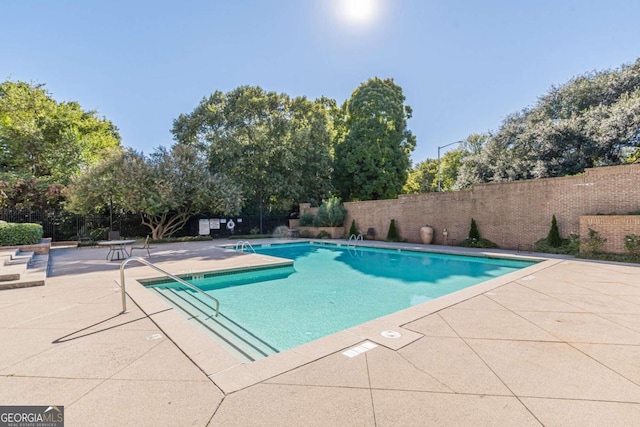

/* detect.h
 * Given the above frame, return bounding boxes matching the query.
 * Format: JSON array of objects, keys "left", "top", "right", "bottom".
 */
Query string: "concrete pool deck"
[{"left": 1, "top": 239, "right": 640, "bottom": 425}]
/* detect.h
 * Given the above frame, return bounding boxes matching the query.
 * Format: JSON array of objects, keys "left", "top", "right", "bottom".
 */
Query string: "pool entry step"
[{"left": 150, "top": 286, "right": 279, "bottom": 362}]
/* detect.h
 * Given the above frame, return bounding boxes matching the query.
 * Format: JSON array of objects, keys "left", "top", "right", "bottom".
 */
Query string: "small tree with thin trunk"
[{"left": 66, "top": 145, "right": 243, "bottom": 239}]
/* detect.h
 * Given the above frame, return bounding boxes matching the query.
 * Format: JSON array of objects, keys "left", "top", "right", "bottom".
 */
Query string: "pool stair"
[
  {"left": 151, "top": 285, "right": 280, "bottom": 362},
  {"left": 0, "top": 249, "right": 48, "bottom": 289}
]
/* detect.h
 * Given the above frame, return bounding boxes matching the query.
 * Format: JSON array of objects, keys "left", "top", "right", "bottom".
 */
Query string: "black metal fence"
[
  {"left": 0, "top": 208, "right": 148, "bottom": 241},
  {"left": 187, "top": 213, "right": 292, "bottom": 238},
  {"left": 0, "top": 208, "right": 292, "bottom": 241}
]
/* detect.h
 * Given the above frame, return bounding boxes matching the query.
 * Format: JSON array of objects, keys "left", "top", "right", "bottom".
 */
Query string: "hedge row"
[{"left": 0, "top": 222, "right": 44, "bottom": 246}]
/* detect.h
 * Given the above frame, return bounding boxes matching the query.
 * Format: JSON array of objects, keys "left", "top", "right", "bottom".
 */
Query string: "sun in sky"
[{"left": 338, "top": 0, "right": 380, "bottom": 26}]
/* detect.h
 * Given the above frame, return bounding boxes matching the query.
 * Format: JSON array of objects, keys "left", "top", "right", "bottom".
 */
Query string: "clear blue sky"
[{"left": 2, "top": 0, "right": 639, "bottom": 163}]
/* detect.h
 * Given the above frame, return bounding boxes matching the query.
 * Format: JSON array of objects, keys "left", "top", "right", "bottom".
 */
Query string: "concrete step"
[
  {"left": 4, "top": 251, "right": 35, "bottom": 266},
  {"left": 0, "top": 249, "right": 20, "bottom": 261},
  {"left": 0, "top": 263, "right": 26, "bottom": 281},
  {"left": 151, "top": 285, "right": 280, "bottom": 362},
  {"left": 0, "top": 276, "right": 45, "bottom": 290},
  {"left": 0, "top": 254, "right": 48, "bottom": 290},
  {"left": 0, "top": 250, "right": 30, "bottom": 280}
]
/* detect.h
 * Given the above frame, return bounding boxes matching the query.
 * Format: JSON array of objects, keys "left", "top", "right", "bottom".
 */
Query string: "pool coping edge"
[{"left": 124, "top": 247, "right": 561, "bottom": 394}]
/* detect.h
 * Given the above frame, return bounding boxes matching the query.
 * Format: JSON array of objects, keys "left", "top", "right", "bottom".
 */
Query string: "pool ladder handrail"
[
  {"left": 118, "top": 256, "right": 220, "bottom": 317},
  {"left": 234, "top": 240, "right": 256, "bottom": 253},
  {"left": 348, "top": 233, "right": 363, "bottom": 246}
]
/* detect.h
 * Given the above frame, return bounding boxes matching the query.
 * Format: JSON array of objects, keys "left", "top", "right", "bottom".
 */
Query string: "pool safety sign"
[
  {"left": 198, "top": 219, "right": 210, "bottom": 235},
  {"left": 1, "top": 406, "right": 64, "bottom": 427},
  {"left": 209, "top": 219, "right": 221, "bottom": 230}
]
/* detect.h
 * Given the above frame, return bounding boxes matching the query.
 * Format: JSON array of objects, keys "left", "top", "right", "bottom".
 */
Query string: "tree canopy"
[
  {"left": 404, "top": 159, "right": 437, "bottom": 194},
  {"left": 65, "top": 145, "right": 242, "bottom": 239},
  {"left": 456, "top": 59, "right": 640, "bottom": 188},
  {"left": 333, "top": 77, "right": 416, "bottom": 201},
  {"left": 171, "top": 86, "right": 334, "bottom": 225},
  {"left": 403, "top": 134, "right": 485, "bottom": 194},
  {"left": 0, "top": 80, "right": 121, "bottom": 185},
  {"left": 0, "top": 80, "right": 120, "bottom": 211}
]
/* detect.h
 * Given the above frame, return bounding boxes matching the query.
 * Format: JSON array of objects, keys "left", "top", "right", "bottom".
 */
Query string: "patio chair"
[
  {"left": 366, "top": 228, "right": 376, "bottom": 240},
  {"left": 130, "top": 235, "right": 152, "bottom": 258}
]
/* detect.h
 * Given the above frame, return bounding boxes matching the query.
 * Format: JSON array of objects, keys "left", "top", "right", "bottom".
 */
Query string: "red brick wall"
[
  {"left": 580, "top": 215, "right": 640, "bottom": 254},
  {"left": 2, "top": 238, "right": 51, "bottom": 254},
  {"left": 338, "top": 164, "right": 640, "bottom": 249}
]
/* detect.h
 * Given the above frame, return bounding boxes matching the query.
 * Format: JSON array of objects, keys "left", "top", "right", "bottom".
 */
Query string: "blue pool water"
[{"left": 163, "top": 243, "right": 535, "bottom": 353}]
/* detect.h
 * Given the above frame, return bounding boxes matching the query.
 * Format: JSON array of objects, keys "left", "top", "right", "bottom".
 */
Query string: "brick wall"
[
  {"left": 580, "top": 215, "right": 640, "bottom": 254},
  {"left": 335, "top": 164, "right": 640, "bottom": 249},
  {"left": 2, "top": 238, "right": 51, "bottom": 254}
]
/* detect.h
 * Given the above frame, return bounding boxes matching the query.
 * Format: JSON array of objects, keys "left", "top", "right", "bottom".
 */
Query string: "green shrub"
[
  {"left": 386, "top": 219, "right": 401, "bottom": 242},
  {"left": 581, "top": 228, "right": 606, "bottom": 255},
  {"left": 316, "top": 230, "right": 331, "bottom": 239},
  {"left": 459, "top": 237, "right": 498, "bottom": 248},
  {"left": 534, "top": 233, "right": 580, "bottom": 255},
  {"left": 89, "top": 227, "right": 109, "bottom": 242},
  {"left": 576, "top": 252, "right": 640, "bottom": 264},
  {"left": 624, "top": 234, "right": 640, "bottom": 257},
  {"left": 468, "top": 218, "right": 480, "bottom": 240},
  {"left": 547, "top": 215, "right": 562, "bottom": 247},
  {"left": 348, "top": 219, "right": 358, "bottom": 237},
  {"left": 566, "top": 233, "right": 581, "bottom": 254},
  {"left": 299, "top": 212, "right": 315, "bottom": 226},
  {"left": 315, "top": 197, "right": 347, "bottom": 227},
  {"left": 0, "top": 222, "right": 44, "bottom": 246},
  {"left": 459, "top": 218, "right": 497, "bottom": 247}
]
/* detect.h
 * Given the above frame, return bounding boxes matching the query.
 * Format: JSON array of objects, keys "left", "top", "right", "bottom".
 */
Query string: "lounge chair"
[{"left": 130, "top": 235, "right": 152, "bottom": 258}]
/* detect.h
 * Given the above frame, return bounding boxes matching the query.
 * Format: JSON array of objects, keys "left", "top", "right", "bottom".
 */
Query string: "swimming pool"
[{"left": 146, "top": 243, "right": 535, "bottom": 361}]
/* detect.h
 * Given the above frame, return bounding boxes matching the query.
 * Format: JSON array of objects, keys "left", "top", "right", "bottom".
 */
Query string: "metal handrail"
[
  {"left": 118, "top": 256, "right": 220, "bottom": 317},
  {"left": 348, "top": 233, "right": 363, "bottom": 246},
  {"left": 234, "top": 240, "right": 256, "bottom": 253}
]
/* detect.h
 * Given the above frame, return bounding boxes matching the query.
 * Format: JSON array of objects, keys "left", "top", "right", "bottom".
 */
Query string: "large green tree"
[
  {"left": 0, "top": 80, "right": 121, "bottom": 185},
  {"left": 404, "top": 159, "right": 437, "bottom": 194},
  {"left": 0, "top": 80, "right": 120, "bottom": 211},
  {"left": 456, "top": 59, "right": 640, "bottom": 188},
  {"left": 171, "top": 86, "right": 334, "bottom": 230},
  {"left": 403, "top": 137, "right": 479, "bottom": 194},
  {"left": 66, "top": 145, "right": 242, "bottom": 239},
  {"left": 333, "top": 77, "right": 416, "bottom": 201},
  {"left": 286, "top": 96, "right": 336, "bottom": 206},
  {"left": 0, "top": 174, "right": 64, "bottom": 210}
]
